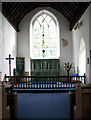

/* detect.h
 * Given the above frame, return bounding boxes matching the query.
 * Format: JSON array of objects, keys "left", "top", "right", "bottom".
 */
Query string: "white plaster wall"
[
  {"left": 0, "top": 13, "right": 2, "bottom": 119},
  {"left": 60, "top": 16, "right": 73, "bottom": 75},
  {"left": 0, "top": 2, "right": 2, "bottom": 118},
  {"left": 0, "top": 12, "right": 2, "bottom": 77},
  {"left": 17, "top": 7, "right": 73, "bottom": 75},
  {"left": 0, "top": 3, "right": 2, "bottom": 80},
  {"left": 72, "top": 7, "right": 90, "bottom": 83},
  {"left": 89, "top": 5, "right": 91, "bottom": 50},
  {"left": 89, "top": 4, "right": 91, "bottom": 83},
  {"left": 1, "top": 15, "right": 17, "bottom": 79},
  {"left": 0, "top": 11, "right": 17, "bottom": 119}
]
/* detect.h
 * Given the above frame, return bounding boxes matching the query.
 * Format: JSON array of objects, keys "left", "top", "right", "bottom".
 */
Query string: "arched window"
[
  {"left": 30, "top": 10, "right": 60, "bottom": 59},
  {"left": 79, "top": 39, "right": 86, "bottom": 75}
]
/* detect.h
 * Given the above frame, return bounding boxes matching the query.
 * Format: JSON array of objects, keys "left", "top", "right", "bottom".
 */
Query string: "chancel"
[{"left": 0, "top": 1, "right": 91, "bottom": 120}]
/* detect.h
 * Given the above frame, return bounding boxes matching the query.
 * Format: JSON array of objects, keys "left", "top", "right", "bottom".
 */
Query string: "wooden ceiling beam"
[
  {"left": 71, "top": 2, "right": 78, "bottom": 9},
  {"left": 13, "top": 3, "right": 27, "bottom": 19},
  {"left": 51, "top": 2, "right": 71, "bottom": 21},
  {"left": 2, "top": 2, "right": 91, "bottom": 32},
  {"left": 2, "top": 2, "right": 12, "bottom": 12},
  {"left": 67, "top": 2, "right": 77, "bottom": 13},
  {"left": 2, "top": 2, "right": 19, "bottom": 31},
  {"left": 9, "top": 2, "right": 18, "bottom": 12},
  {"left": 2, "top": 11, "right": 19, "bottom": 31},
  {"left": 63, "top": 2, "right": 76, "bottom": 16},
  {"left": 17, "top": 2, "right": 55, "bottom": 23},
  {"left": 11, "top": 2, "right": 22, "bottom": 15},
  {"left": 16, "top": 3, "right": 37, "bottom": 23},
  {"left": 70, "top": 2, "right": 90, "bottom": 30},
  {"left": 61, "top": 3, "right": 74, "bottom": 17}
]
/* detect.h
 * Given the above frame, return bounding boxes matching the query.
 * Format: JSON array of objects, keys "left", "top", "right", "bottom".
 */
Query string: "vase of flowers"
[{"left": 64, "top": 62, "right": 73, "bottom": 76}]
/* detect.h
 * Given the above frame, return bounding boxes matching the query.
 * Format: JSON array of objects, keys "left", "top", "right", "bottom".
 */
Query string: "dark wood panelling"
[{"left": 2, "top": 2, "right": 91, "bottom": 31}]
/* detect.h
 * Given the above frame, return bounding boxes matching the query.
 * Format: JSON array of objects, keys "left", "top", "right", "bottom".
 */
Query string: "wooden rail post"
[{"left": 84, "top": 73, "right": 86, "bottom": 84}]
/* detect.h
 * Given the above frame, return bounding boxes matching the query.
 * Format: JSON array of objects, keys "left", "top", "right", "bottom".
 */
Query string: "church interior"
[{"left": 0, "top": 1, "right": 91, "bottom": 119}]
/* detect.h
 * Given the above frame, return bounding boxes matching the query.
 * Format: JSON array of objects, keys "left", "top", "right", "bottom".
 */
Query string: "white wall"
[
  {"left": 0, "top": 15, "right": 17, "bottom": 79},
  {"left": 89, "top": 4, "right": 91, "bottom": 83},
  {"left": 0, "top": 3, "right": 2, "bottom": 80},
  {"left": 72, "top": 6, "right": 90, "bottom": 83},
  {"left": 0, "top": 9, "right": 17, "bottom": 119},
  {"left": 17, "top": 7, "right": 73, "bottom": 75},
  {"left": 0, "top": 2, "right": 2, "bottom": 119}
]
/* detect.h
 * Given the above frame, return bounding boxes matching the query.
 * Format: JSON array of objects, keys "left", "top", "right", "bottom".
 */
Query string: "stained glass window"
[{"left": 32, "top": 11, "right": 58, "bottom": 58}]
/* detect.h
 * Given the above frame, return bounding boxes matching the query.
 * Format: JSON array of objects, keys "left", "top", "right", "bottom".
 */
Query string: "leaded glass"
[
  {"left": 42, "top": 14, "right": 47, "bottom": 18},
  {"left": 34, "top": 39, "right": 41, "bottom": 48},
  {"left": 42, "top": 49, "right": 48, "bottom": 57},
  {"left": 34, "top": 49, "right": 40, "bottom": 58},
  {"left": 33, "top": 11, "right": 57, "bottom": 58},
  {"left": 34, "top": 30, "right": 40, "bottom": 39},
  {"left": 34, "top": 20, "right": 40, "bottom": 30},
  {"left": 49, "top": 49, "right": 56, "bottom": 56},
  {"left": 42, "top": 39, "right": 48, "bottom": 48},
  {"left": 37, "top": 16, "right": 43, "bottom": 24},
  {"left": 46, "top": 16, "right": 52, "bottom": 24},
  {"left": 41, "top": 20, "right": 48, "bottom": 30}
]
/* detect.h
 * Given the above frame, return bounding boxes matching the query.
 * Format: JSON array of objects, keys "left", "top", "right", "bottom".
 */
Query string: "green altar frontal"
[{"left": 31, "top": 59, "right": 60, "bottom": 76}]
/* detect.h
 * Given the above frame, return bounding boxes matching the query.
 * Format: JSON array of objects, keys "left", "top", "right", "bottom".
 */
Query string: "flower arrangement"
[{"left": 64, "top": 62, "right": 73, "bottom": 76}]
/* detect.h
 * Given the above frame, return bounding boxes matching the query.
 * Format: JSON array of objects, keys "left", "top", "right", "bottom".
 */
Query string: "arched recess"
[{"left": 79, "top": 38, "right": 86, "bottom": 75}]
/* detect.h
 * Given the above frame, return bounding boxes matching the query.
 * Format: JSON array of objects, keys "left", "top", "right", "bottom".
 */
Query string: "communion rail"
[{"left": 4, "top": 75, "right": 86, "bottom": 89}]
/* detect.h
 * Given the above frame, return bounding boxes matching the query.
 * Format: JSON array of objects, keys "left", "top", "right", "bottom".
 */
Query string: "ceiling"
[{"left": 2, "top": 2, "right": 91, "bottom": 32}]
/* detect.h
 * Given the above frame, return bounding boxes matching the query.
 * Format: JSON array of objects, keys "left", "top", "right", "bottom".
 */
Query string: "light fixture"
[{"left": 74, "top": 22, "right": 82, "bottom": 30}]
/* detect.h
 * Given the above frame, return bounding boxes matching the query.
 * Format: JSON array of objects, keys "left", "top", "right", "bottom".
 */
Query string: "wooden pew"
[
  {"left": 69, "top": 83, "right": 91, "bottom": 119},
  {"left": 68, "top": 91, "right": 76, "bottom": 119},
  {"left": 75, "top": 84, "right": 91, "bottom": 119},
  {"left": 2, "top": 84, "right": 17, "bottom": 120},
  {"left": 2, "top": 84, "right": 10, "bottom": 119}
]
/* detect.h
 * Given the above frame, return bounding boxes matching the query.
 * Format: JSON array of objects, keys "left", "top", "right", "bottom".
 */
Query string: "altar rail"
[{"left": 4, "top": 75, "right": 86, "bottom": 89}]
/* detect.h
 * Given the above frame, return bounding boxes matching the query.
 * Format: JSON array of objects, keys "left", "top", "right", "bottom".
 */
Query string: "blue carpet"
[{"left": 17, "top": 93, "right": 69, "bottom": 119}]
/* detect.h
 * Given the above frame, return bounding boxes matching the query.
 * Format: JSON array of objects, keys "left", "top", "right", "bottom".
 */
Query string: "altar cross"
[{"left": 6, "top": 54, "right": 14, "bottom": 82}]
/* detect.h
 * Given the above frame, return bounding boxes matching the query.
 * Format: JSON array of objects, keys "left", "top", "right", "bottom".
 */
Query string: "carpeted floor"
[{"left": 17, "top": 93, "right": 69, "bottom": 119}]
